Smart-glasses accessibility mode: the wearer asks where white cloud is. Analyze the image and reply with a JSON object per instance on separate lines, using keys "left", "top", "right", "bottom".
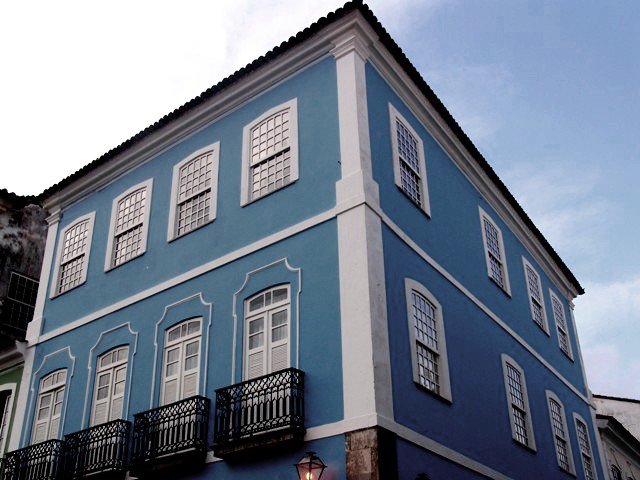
{"left": 501, "top": 161, "right": 613, "bottom": 273}
{"left": 574, "top": 276, "right": 640, "bottom": 398}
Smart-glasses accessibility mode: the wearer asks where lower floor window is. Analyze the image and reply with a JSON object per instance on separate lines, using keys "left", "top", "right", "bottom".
{"left": 33, "top": 370, "right": 66, "bottom": 444}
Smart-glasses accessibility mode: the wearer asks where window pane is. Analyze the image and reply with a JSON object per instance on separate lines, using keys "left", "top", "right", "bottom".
{"left": 168, "top": 327, "right": 181, "bottom": 342}
{"left": 98, "top": 373, "right": 111, "bottom": 388}
{"left": 96, "top": 386, "right": 109, "bottom": 401}
{"left": 272, "top": 310, "right": 287, "bottom": 327}
{"left": 167, "top": 348, "right": 180, "bottom": 363}
{"left": 187, "top": 320, "right": 201, "bottom": 335}
{"left": 416, "top": 342, "right": 439, "bottom": 393}
{"left": 249, "top": 318, "right": 264, "bottom": 335}
{"left": 185, "top": 356, "right": 198, "bottom": 371}
{"left": 249, "top": 294, "right": 264, "bottom": 311}
{"left": 272, "top": 287, "right": 288, "bottom": 303}
{"left": 411, "top": 292, "right": 438, "bottom": 351}
{"left": 272, "top": 325, "right": 288, "bottom": 342}
{"left": 249, "top": 332, "right": 264, "bottom": 349}
{"left": 185, "top": 341, "right": 199, "bottom": 356}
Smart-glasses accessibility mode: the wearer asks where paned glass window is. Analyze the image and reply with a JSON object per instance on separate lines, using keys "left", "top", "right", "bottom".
{"left": 0, "top": 390, "right": 12, "bottom": 451}
{"left": 575, "top": 417, "right": 596, "bottom": 480}
{"left": 161, "top": 319, "right": 201, "bottom": 405}
{"left": 57, "top": 218, "right": 92, "bottom": 294}
{"left": 405, "top": 279, "right": 451, "bottom": 401}
{"left": 389, "top": 104, "right": 430, "bottom": 214}
{"left": 241, "top": 99, "right": 298, "bottom": 205}
{"left": 91, "top": 346, "right": 129, "bottom": 426}
{"left": 244, "top": 286, "right": 290, "bottom": 380}
{"left": 5, "top": 272, "right": 38, "bottom": 329}
{"left": 32, "top": 370, "right": 66, "bottom": 444}
{"left": 479, "top": 208, "right": 510, "bottom": 294}
{"left": 551, "top": 292, "right": 572, "bottom": 357}
{"left": 501, "top": 356, "right": 535, "bottom": 450}
{"left": 168, "top": 145, "right": 221, "bottom": 240}
{"left": 249, "top": 109, "right": 292, "bottom": 201}
{"left": 113, "top": 188, "right": 146, "bottom": 266}
{"left": 524, "top": 260, "right": 547, "bottom": 332}
{"left": 411, "top": 291, "right": 440, "bottom": 393}
{"left": 547, "top": 394, "right": 573, "bottom": 473}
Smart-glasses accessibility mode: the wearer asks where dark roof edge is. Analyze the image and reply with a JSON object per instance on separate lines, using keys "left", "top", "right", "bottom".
{"left": 34, "top": 0, "right": 583, "bottom": 294}
{"left": 594, "top": 393, "right": 640, "bottom": 405}
{"left": 597, "top": 414, "right": 640, "bottom": 451}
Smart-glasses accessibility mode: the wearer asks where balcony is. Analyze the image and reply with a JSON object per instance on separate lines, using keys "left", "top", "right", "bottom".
{"left": 129, "top": 395, "right": 210, "bottom": 476}
{"left": 213, "top": 368, "right": 305, "bottom": 458}
{"left": 64, "top": 419, "right": 131, "bottom": 479}
{"left": 3, "top": 439, "right": 65, "bottom": 480}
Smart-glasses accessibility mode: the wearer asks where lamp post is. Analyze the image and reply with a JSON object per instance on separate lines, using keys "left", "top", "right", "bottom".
{"left": 294, "top": 451, "right": 327, "bottom": 480}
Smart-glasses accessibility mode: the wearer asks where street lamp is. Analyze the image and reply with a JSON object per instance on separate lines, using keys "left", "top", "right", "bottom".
{"left": 294, "top": 451, "right": 327, "bottom": 480}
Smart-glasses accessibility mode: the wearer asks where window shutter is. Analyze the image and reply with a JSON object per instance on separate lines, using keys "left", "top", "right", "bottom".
{"left": 248, "top": 351, "right": 264, "bottom": 379}
{"left": 110, "top": 397, "right": 123, "bottom": 422}
{"left": 33, "top": 422, "right": 47, "bottom": 444}
{"left": 163, "top": 378, "right": 178, "bottom": 405}
{"left": 183, "top": 372, "right": 197, "bottom": 398}
{"left": 271, "top": 344, "right": 288, "bottom": 372}
{"left": 49, "top": 416, "right": 60, "bottom": 440}
{"left": 93, "top": 402, "right": 108, "bottom": 425}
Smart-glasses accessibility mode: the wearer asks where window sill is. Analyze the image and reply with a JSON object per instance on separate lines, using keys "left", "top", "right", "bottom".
{"left": 167, "top": 218, "right": 215, "bottom": 243}
{"left": 104, "top": 251, "right": 146, "bottom": 273}
{"left": 241, "top": 179, "right": 297, "bottom": 207}
{"left": 512, "top": 438, "right": 537, "bottom": 454}
{"left": 414, "top": 381, "right": 452, "bottom": 405}
{"left": 489, "top": 276, "right": 512, "bottom": 298}
{"left": 396, "top": 185, "right": 431, "bottom": 218}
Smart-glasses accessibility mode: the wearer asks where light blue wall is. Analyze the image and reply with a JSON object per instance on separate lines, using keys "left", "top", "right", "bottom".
{"left": 26, "top": 222, "right": 343, "bottom": 443}
{"left": 365, "top": 61, "right": 585, "bottom": 392}
{"left": 42, "top": 56, "right": 341, "bottom": 334}
{"left": 381, "top": 227, "right": 603, "bottom": 479}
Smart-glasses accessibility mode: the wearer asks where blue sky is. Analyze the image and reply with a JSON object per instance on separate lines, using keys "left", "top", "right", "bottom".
{"left": 1, "top": 1, "right": 638, "bottom": 397}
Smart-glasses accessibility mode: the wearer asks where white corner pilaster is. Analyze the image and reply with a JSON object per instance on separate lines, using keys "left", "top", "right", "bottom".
{"left": 332, "top": 29, "right": 394, "bottom": 424}
{"left": 27, "top": 209, "right": 61, "bottom": 344}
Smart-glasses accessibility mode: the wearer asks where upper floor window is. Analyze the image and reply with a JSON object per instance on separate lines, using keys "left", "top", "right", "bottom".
{"left": 51, "top": 212, "right": 95, "bottom": 297}
{"left": 167, "top": 143, "right": 220, "bottom": 241}
{"left": 244, "top": 285, "right": 290, "bottom": 380}
{"left": 404, "top": 279, "right": 451, "bottom": 401}
{"left": 91, "top": 346, "right": 129, "bottom": 426}
{"left": 105, "top": 179, "right": 153, "bottom": 270}
{"left": 501, "top": 355, "right": 535, "bottom": 450}
{"left": 522, "top": 258, "right": 548, "bottom": 333}
{"left": 5, "top": 271, "right": 38, "bottom": 329}
{"left": 546, "top": 391, "right": 575, "bottom": 474}
{"left": 241, "top": 99, "right": 299, "bottom": 205}
{"left": 611, "top": 465, "right": 622, "bottom": 480}
{"left": 161, "top": 319, "right": 201, "bottom": 405}
{"left": 574, "top": 414, "right": 597, "bottom": 480}
{"left": 33, "top": 370, "right": 66, "bottom": 444}
{"left": 550, "top": 291, "right": 573, "bottom": 358}
{"left": 389, "top": 104, "right": 430, "bottom": 215}
{"left": 479, "top": 207, "right": 510, "bottom": 295}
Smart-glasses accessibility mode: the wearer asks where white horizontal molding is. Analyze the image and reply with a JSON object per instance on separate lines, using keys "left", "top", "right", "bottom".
{"left": 369, "top": 201, "right": 591, "bottom": 406}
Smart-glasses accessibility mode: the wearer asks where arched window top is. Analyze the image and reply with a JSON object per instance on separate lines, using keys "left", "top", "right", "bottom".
{"left": 246, "top": 285, "right": 289, "bottom": 314}
{"left": 98, "top": 346, "right": 129, "bottom": 370}
{"left": 166, "top": 318, "right": 201, "bottom": 345}
{"left": 40, "top": 370, "right": 67, "bottom": 392}
{"left": 51, "top": 212, "right": 95, "bottom": 297}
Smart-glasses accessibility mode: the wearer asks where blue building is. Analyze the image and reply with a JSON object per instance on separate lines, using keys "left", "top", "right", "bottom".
{"left": 2, "top": 2, "right": 606, "bottom": 479}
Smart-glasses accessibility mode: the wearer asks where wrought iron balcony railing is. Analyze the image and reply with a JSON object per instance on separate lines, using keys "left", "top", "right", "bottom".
{"left": 64, "top": 419, "right": 131, "bottom": 479}
{"left": 213, "top": 368, "right": 305, "bottom": 447}
{"left": 130, "top": 395, "right": 210, "bottom": 467}
{"left": 3, "top": 439, "right": 65, "bottom": 480}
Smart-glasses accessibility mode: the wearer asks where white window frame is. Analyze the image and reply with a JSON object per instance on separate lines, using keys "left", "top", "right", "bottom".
{"left": 546, "top": 390, "right": 575, "bottom": 474}
{"left": 160, "top": 318, "right": 202, "bottom": 406}
{"left": 0, "top": 384, "right": 16, "bottom": 454}
{"left": 167, "top": 142, "right": 221, "bottom": 241}
{"left": 404, "top": 279, "right": 451, "bottom": 402}
{"left": 91, "top": 346, "right": 129, "bottom": 426}
{"left": 32, "top": 370, "right": 67, "bottom": 444}
{"left": 500, "top": 354, "right": 536, "bottom": 450}
{"left": 479, "top": 207, "right": 511, "bottom": 295}
{"left": 105, "top": 179, "right": 153, "bottom": 271}
{"left": 389, "top": 103, "right": 431, "bottom": 215}
{"left": 240, "top": 98, "right": 299, "bottom": 206}
{"left": 522, "top": 257, "right": 549, "bottom": 334}
{"left": 50, "top": 212, "right": 96, "bottom": 297}
{"left": 573, "top": 412, "right": 598, "bottom": 480}
{"left": 550, "top": 290, "right": 574, "bottom": 359}
{"left": 243, "top": 285, "right": 291, "bottom": 381}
